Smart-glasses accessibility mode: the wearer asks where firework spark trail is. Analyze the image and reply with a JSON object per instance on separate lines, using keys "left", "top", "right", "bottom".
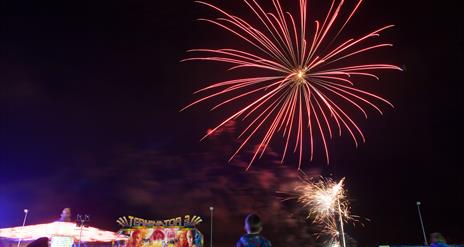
{"left": 295, "top": 176, "right": 351, "bottom": 246}
{"left": 183, "top": 0, "right": 401, "bottom": 169}
{"left": 296, "top": 177, "right": 349, "bottom": 222}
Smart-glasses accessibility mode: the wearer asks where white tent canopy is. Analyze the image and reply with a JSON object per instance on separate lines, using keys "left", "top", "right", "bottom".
{"left": 0, "top": 222, "right": 127, "bottom": 243}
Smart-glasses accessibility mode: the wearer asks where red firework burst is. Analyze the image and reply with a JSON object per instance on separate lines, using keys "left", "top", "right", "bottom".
{"left": 182, "top": 0, "right": 402, "bottom": 169}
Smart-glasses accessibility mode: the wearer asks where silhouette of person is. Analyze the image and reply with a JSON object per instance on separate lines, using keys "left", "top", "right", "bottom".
{"left": 430, "top": 232, "right": 449, "bottom": 247}
{"left": 236, "top": 214, "right": 271, "bottom": 247}
{"left": 57, "top": 208, "right": 72, "bottom": 222}
{"left": 26, "top": 237, "right": 49, "bottom": 247}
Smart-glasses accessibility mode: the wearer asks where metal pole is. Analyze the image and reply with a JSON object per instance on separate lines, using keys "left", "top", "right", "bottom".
{"left": 209, "top": 207, "right": 214, "bottom": 247}
{"left": 77, "top": 214, "right": 89, "bottom": 247}
{"left": 77, "top": 215, "right": 83, "bottom": 247}
{"left": 416, "top": 201, "right": 428, "bottom": 245}
{"left": 78, "top": 223, "right": 84, "bottom": 247}
{"left": 17, "top": 209, "right": 29, "bottom": 247}
{"left": 337, "top": 200, "right": 346, "bottom": 247}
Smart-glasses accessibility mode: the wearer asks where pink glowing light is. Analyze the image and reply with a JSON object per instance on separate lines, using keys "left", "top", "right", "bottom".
{"left": 0, "top": 222, "right": 127, "bottom": 242}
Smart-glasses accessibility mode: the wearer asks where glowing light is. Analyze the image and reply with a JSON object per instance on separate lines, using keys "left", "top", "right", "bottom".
{"left": 295, "top": 176, "right": 352, "bottom": 245}
{"left": 329, "top": 241, "right": 341, "bottom": 247}
{"left": 296, "top": 177, "right": 348, "bottom": 222}
{"left": 0, "top": 222, "right": 127, "bottom": 242}
{"left": 183, "top": 0, "right": 401, "bottom": 169}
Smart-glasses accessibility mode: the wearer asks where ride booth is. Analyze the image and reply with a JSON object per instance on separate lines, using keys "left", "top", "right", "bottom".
{"left": 0, "top": 215, "right": 203, "bottom": 247}
{"left": 117, "top": 215, "right": 204, "bottom": 247}
{"left": 0, "top": 222, "right": 127, "bottom": 247}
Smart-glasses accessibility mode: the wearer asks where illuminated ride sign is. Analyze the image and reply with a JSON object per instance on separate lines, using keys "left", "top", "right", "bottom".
{"left": 117, "top": 215, "right": 204, "bottom": 247}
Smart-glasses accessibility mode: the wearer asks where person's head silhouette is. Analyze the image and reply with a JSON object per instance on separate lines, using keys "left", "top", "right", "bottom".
{"left": 236, "top": 213, "right": 271, "bottom": 247}
{"left": 59, "top": 208, "right": 72, "bottom": 222}
{"left": 430, "top": 232, "right": 448, "bottom": 247}
{"left": 244, "top": 214, "right": 262, "bottom": 234}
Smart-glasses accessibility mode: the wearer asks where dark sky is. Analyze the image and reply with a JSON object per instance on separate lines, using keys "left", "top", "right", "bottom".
{"left": 1, "top": 0, "right": 463, "bottom": 246}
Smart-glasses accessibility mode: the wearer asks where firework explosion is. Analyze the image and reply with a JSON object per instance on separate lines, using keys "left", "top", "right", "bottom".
{"left": 295, "top": 176, "right": 351, "bottom": 246}
{"left": 296, "top": 177, "right": 348, "bottom": 221}
{"left": 183, "top": 0, "right": 401, "bottom": 168}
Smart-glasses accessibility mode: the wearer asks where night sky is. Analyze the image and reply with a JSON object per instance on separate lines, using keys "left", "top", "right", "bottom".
{"left": 1, "top": 0, "right": 463, "bottom": 246}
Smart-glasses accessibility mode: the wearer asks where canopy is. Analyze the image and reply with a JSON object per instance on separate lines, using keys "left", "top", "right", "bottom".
{"left": 0, "top": 222, "right": 127, "bottom": 242}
